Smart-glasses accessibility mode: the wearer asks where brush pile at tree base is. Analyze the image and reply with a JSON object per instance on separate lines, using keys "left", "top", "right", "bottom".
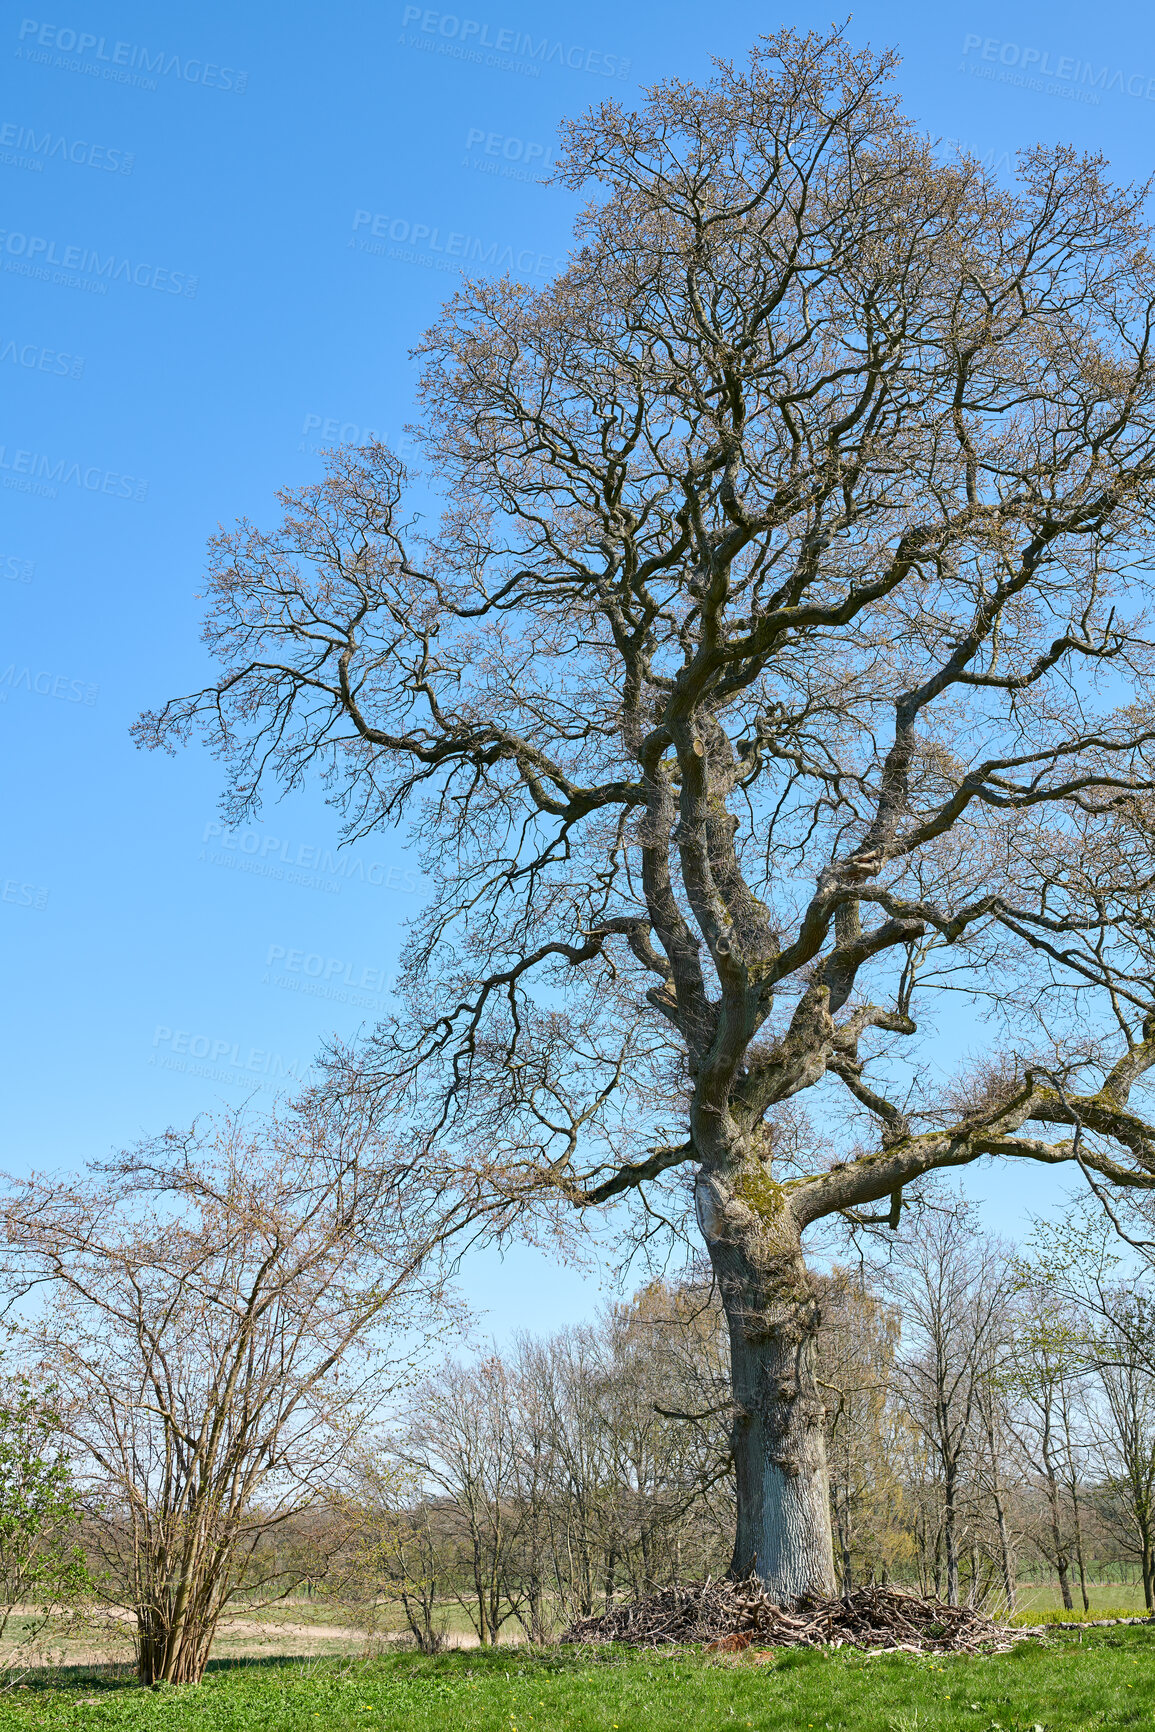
{"left": 563, "top": 1581, "right": 1007, "bottom": 1653}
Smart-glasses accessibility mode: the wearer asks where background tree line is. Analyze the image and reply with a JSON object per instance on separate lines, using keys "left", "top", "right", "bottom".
{"left": 4, "top": 1124, "right": 1155, "bottom": 1676}
{"left": 331, "top": 1200, "right": 1155, "bottom": 1648}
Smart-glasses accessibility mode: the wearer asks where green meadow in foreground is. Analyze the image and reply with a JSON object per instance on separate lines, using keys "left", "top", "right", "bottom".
{"left": 1, "top": 1628, "right": 1153, "bottom": 1732}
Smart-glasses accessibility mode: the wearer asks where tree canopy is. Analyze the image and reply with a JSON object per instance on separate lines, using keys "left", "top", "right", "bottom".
{"left": 143, "top": 30, "right": 1155, "bottom": 1224}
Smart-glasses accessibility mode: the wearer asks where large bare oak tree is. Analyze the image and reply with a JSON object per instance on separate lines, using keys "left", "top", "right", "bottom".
{"left": 140, "top": 31, "right": 1155, "bottom": 1597}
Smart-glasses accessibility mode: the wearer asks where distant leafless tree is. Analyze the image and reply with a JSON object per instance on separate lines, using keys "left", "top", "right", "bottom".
{"left": 1, "top": 1104, "right": 448, "bottom": 1684}
{"left": 880, "top": 1210, "right": 1013, "bottom": 1604}
{"left": 1024, "top": 1204, "right": 1155, "bottom": 1608}
{"left": 142, "top": 26, "right": 1155, "bottom": 1596}
{"left": 1090, "top": 1298, "right": 1155, "bottom": 1610}
{"left": 817, "top": 1272, "right": 911, "bottom": 1592}
{"left": 334, "top": 1457, "right": 450, "bottom": 1653}
{"left": 389, "top": 1283, "right": 733, "bottom": 1636}
{"left": 1004, "top": 1281, "right": 1093, "bottom": 1612}
{"left": 971, "top": 1334, "right": 1023, "bottom": 1614}
{"left": 401, "top": 1355, "right": 525, "bottom": 1645}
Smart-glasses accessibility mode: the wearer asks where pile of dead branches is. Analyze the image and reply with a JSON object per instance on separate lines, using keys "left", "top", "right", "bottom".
{"left": 563, "top": 1580, "right": 1006, "bottom": 1654}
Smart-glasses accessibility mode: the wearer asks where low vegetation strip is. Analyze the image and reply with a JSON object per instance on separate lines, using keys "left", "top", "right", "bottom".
{"left": 1016, "top": 1613, "right": 1155, "bottom": 1632}
{"left": 1, "top": 1630, "right": 1154, "bottom": 1731}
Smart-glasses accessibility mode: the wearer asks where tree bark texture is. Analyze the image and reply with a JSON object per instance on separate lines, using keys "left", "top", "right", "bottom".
{"left": 136, "top": 1611, "right": 216, "bottom": 1686}
{"left": 698, "top": 1164, "right": 836, "bottom": 1598}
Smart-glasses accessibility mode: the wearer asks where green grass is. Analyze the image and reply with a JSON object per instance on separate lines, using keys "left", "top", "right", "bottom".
{"left": 1010, "top": 1582, "right": 1151, "bottom": 1619}
{"left": 1004, "top": 1581, "right": 1152, "bottom": 1626}
{"left": 1009, "top": 1606, "right": 1150, "bottom": 1627}
{"left": 1, "top": 1628, "right": 1154, "bottom": 1731}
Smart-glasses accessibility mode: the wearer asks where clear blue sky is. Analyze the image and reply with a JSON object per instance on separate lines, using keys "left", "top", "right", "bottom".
{"left": 3, "top": 0, "right": 1153, "bottom": 1339}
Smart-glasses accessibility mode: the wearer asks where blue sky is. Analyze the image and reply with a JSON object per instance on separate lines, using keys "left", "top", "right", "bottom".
{"left": 3, "top": 0, "right": 1154, "bottom": 1340}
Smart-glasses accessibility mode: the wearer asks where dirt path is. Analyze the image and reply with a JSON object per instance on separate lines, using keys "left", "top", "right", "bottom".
{"left": 0, "top": 1603, "right": 501, "bottom": 1669}
{"left": 1, "top": 1609, "right": 374, "bottom": 1669}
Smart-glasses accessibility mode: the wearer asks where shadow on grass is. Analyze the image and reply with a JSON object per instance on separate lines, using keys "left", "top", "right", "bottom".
{"left": 7, "top": 1642, "right": 604, "bottom": 1698}
{"left": 8, "top": 1652, "right": 360, "bottom": 1695}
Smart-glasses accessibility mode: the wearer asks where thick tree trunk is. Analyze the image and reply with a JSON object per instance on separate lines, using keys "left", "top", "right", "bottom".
{"left": 698, "top": 1163, "right": 835, "bottom": 1600}
{"left": 726, "top": 1322, "right": 836, "bottom": 1595}
{"left": 136, "top": 1612, "right": 215, "bottom": 1685}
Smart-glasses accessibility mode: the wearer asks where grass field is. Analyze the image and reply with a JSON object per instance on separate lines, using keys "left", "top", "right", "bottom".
{"left": 1, "top": 1627, "right": 1154, "bottom": 1731}
{"left": 1010, "top": 1582, "right": 1151, "bottom": 1622}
